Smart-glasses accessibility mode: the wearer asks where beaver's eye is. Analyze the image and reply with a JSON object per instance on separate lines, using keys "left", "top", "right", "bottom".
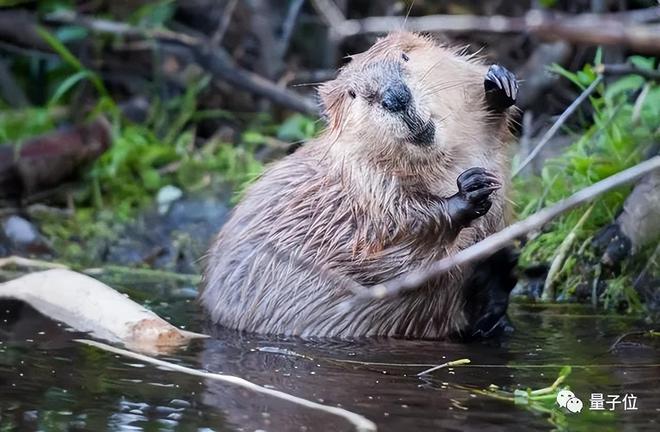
{"left": 348, "top": 89, "right": 356, "bottom": 98}
{"left": 401, "top": 53, "right": 410, "bottom": 62}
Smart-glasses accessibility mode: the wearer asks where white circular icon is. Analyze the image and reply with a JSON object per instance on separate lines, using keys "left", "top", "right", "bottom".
{"left": 566, "top": 397, "right": 584, "bottom": 413}
{"left": 556, "top": 389, "right": 575, "bottom": 408}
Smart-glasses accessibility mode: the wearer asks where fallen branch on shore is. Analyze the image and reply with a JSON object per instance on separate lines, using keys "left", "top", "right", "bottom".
{"left": 312, "top": 2, "right": 660, "bottom": 54}
{"left": 349, "top": 156, "right": 660, "bottom": 301}
{"left": 77, "top": 339, "right": 377, "bottom": 432}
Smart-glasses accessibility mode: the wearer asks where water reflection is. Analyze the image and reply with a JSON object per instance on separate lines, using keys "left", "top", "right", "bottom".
{"left": 1, "top": 299, "right": 658, "bottom": 432}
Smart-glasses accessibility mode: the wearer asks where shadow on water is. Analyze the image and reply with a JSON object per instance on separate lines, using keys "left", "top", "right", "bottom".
{"left": 1, "top": 284, "right": 658, "bottom": 432}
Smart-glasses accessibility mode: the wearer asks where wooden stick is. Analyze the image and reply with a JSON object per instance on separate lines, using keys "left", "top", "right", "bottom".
{"left": 210, "top": 0, "right": 239, "bottom": 47}
{"left": 77, "top": 339, "right": 377, "bottom": 432}
{"left": 28, "top": 11, "right": 320, "bottom": 116}
{"left": 541, "top": 204, "right": 593, "bottom": 301}
{"left": 417, "top": 358, "right": 471, "bottom": 376}
{"left": 512, "top": 76, "right": 603, "bottom": 178}
{"left": 596, "top": 63, "right": 660, "bottom": 81}
{"left": 350, "top": 156, "right": 660, "bottom": 301}
{"left": 0, "top": 255, "right": 69, "bottom": 270}
{"left": 315, "top": 6, "right": 660, "bottom": 54}
{"left": 515, "top": 63, "right": 660, "bottom": 177}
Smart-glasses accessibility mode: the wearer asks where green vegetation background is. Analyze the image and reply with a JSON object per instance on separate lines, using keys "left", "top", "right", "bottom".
{"left": 1, "top": 5, "right": 658, "bottom": 313}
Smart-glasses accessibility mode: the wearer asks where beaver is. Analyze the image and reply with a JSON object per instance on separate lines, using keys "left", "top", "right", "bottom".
{"left": 201, "top": 32, "right": 519, "bottom": 339}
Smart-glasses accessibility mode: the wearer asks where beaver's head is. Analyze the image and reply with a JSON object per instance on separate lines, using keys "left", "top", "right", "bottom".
{"left": 318, "top": 32, "right": 504, "bottom": 165}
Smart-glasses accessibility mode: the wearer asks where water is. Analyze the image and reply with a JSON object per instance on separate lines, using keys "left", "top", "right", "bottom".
{"left": 1, "top": 292, "right": 658, "bottom": 431}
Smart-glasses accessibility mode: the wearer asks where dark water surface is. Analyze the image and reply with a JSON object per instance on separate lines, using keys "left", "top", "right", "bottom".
{"left": 1, "top": 287, "right": 658, "bottom": 431}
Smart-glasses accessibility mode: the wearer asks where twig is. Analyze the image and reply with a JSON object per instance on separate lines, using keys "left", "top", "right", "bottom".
{"left": 278, "top": 0, "right": 306, "bottom": 58}
{"left": 311, "top": 0, "right": 348, "bottom": 32}
{"left": 0, "top": 255, "right": 68, "bottom": 270}
{"left": 313, "top": 6, "right": 660, "bottom": 54}
{"left": 37, "top": 11, "right": 319, "bottom": 115}
{"left": 633, "top": 244, "right": 659, "bottom": 289}
{"left": 596, "top": 63, "right": 660, "bottom": 81}
{"left": 417, "top": 358, "right": 471, "bottom": 376}
{"left": 83, "top": 265, "right": 200, "bottom": 285}
{"left": 329, "top": 359, "right": 660, "bottom": 368}
{"left": 512, "top": 75, "right": 603, "bottom": 178}
{"left": 608, "top": 330, "right": 659, "bottom": 352}
{"left": 541, "top": 204, "right": 594, "bottom": 301}
{"left": 0, "top": 58, "right": 28, "bottom": 107}
{"left": 45, "top": 10, "right": 200, "bottom": 45}
{"left": 528, "top": 372, "right": 568, "bottom": 396}
{"left": 0, "top": 255, "right": 200, "bottom": 284}
{"left": 349, "top": 156, "right": 660, "bottom": 301}
{"left": 77, "top": 339, "right": 377, "bottom": 432}
{"left": 210, "top": 0, "right": 239, "bottom": 47}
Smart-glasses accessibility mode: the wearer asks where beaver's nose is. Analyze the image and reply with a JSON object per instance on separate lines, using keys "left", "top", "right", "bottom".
{"left": 381, "top": 82, "right": 412, "bottom": 112}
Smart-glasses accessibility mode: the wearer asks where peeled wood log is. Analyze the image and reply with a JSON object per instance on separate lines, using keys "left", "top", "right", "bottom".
{"left": 0, "top": 269, "right": 206, "bottom": 353}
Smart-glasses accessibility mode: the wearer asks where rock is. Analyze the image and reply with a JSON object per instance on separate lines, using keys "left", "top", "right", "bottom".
{"left": 105, "top": 193, "right": 230, "bottom": 273}
{"left": 1, "top": 215, "right": 50, "bottom": 255}
{"left": 157, "top": 185, "right": 183, "bottom": 215}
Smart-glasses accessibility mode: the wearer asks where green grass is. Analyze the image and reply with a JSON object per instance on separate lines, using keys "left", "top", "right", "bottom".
{"left": 1, "top": 24, "right": 656, "bottom": 305}
{"left": 0, "top": 26, "right": 318, "bottom": 266}
{"left": 514, "top": 54, "right": 659, "bottom": 310}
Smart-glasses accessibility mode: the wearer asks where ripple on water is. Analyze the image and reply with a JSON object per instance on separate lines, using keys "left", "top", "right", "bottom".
{"left": 1, "top": 299, "right": 658, "bottom": 432}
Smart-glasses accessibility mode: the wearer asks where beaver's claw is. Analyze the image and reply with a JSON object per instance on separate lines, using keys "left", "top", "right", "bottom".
{"left": 447, "top": 167, "right": 501, "bottom": 225}
{"left": 484, "top": 64, "right": 518, "bottom": 112}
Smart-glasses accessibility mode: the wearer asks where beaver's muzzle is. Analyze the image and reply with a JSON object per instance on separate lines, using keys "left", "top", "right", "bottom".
{"left": 381, "top": 80, "right": 412, "bottom": 113}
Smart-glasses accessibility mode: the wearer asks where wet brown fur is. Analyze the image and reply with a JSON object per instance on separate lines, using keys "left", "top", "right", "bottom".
{"left": 201, "top": 32, "right": 515, "bottom": 338}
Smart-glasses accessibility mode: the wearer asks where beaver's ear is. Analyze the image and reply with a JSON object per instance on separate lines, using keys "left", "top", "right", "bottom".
{"left": 317, "top": 80, "right": 348, "bottom": 130}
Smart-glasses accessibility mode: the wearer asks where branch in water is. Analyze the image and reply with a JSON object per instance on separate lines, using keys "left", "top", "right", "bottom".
{"left": 348, "top": 156, "right": 660, "bottom": 302}
{"left": 77, "top": 339, "right": 377, "bottom": 432}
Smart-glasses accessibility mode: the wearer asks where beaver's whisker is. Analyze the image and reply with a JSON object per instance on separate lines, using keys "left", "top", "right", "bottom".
{"left": 426, "top": 83, "right": 467, "bottom": 96}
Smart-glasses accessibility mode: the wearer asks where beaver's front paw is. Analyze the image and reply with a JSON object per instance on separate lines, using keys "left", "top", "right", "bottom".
{"left": 484, "top": 64, "right": 518, "bottom": 112}
{"left": 448, "top": 167, "right": 501, "bottom": 225}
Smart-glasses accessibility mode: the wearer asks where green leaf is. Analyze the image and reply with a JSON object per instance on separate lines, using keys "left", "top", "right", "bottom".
{"left": 36, "top": 26, "right": 111, "bottom": 101}
{"left": 549, "top": 63, "right": 582, "bottom": 88}
{"left": 55, "top": 25, "right": 88, "bottom": 43}
{"left": 593, "top": 47, "right": 603, "bottom": 66}
{"left": 603, "top": 74, "right": 643, "bottom": 101}
{"left": 629, "top": 56, "right": 655, "bottom": 70}
{"left": 130, "top": 0, "right": 175, "bottom": 27}
{"left": 141, "top": 169, "right": 162, "bottom": 191}
{"left": 48, "top": 70, "right": 91, "bottom": 106}
{"left": 277, "top": 114, "right": 317, "bottom": 141}
{"left": 36, "top": 26, "right": 84, "bottom": 71}
{"left": 242, "top": 130, "right": 265, "bottom": 146}
{"left": 538, "top": 0, "right": 557, "bottom": 7}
